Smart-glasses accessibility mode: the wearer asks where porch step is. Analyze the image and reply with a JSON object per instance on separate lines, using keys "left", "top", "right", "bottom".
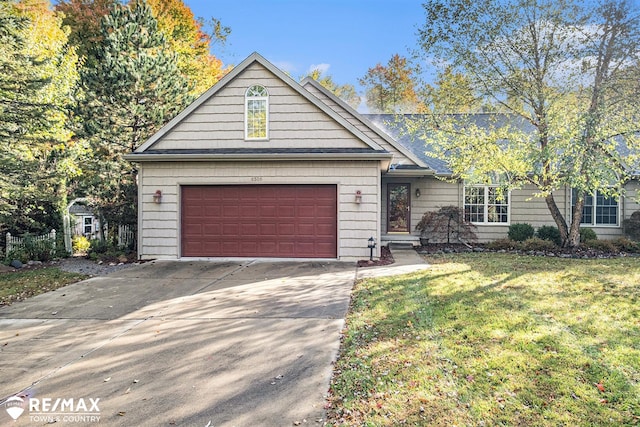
{"left": 381, "top": 234, "right": 420, "bottom": 248}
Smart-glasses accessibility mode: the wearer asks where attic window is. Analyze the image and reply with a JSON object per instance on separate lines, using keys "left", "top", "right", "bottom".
{"left": 245, "top": 84, "right": 269, "bottom": 140}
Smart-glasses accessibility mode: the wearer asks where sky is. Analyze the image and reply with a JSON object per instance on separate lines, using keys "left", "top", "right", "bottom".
{"left": 183, "top": 0, "right": 426, "bottom": 95}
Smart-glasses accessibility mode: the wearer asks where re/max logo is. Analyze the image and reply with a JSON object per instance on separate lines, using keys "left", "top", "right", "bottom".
{"left": 28, "top": 398, "right": 100, "bottom": 413}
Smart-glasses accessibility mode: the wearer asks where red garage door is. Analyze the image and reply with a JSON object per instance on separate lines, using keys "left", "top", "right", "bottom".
{"left": 181, "top": 185, "right": 337, "bottom": 258}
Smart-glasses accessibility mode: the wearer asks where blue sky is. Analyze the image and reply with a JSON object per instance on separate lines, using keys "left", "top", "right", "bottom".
{"left": 184, "top": 0, "right": 426, "bottom": 93}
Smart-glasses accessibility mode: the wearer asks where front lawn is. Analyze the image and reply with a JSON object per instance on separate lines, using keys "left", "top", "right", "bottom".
{"left": 326, "top": 253, "right": 640, "bottom": 426}
{"left": 0, "top": 268, "right": 88, "bottom": 306}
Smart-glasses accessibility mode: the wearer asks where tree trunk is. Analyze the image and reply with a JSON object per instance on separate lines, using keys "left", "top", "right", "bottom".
{"left": 544, "top": 193, "right": 570, "bottom": 247}
{"left": 568, "top": 194, "right": 586, "bottom": 248}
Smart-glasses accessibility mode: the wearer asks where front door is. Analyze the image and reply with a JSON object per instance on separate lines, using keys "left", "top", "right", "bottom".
{"left": 387, "top": 183, "right": 410, "bottom": 233}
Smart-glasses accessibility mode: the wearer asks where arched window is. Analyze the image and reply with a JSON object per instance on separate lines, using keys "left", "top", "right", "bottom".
{"left": 245, "top": 85, "right": 268, "bottom": 140}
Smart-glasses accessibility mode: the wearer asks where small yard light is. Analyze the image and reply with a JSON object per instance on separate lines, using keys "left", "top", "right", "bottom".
{"left": 153, "top": 190, "right": 162, "bottom": 204}
{"left": 367, "top": 236, "right": 377, "bottom": 261}
{"left": 355, "top": 190, "right": 362, "bottom": 204}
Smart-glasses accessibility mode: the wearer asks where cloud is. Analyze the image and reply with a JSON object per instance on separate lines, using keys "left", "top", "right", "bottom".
{"left": 272, "top": 61, "right": 297, "bottom": 76}
{"left": 307, "top": 63, "right": 331, "bottom": 75}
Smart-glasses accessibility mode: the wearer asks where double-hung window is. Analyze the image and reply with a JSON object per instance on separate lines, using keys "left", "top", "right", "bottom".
{"left": 572, "top": 189, "right": 619, "bottom": 226}
{"left": 245, "top": 84, "right": 268, "bottom": 140}
{"left": 464, "top": 185, "right": 509, "bottom": 224}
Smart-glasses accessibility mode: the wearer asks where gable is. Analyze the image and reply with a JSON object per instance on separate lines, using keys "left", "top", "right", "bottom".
{"left": 142, "top": 57, "right": 384, "bottom": 153}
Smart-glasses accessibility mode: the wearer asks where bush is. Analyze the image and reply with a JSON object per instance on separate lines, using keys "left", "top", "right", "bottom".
{"left": 415, "top": 205, "right": 477, "bottom": 244}
{"left": 521, "top": 237, "right": 557, "bottom": 252}
{"left": 508, "top": 223, "right": 534, "bottom": 242}
{"left": 485, "top": 238, "right": 520, "bottom": 251}
{"left": 536, "top": 225, "right": 562, "bottom": 246}
{"left": 623, "top": 210, "right": 640, "bottom": 241}
{"left": 584, "top": 239, "right": 616, "bottom": 252}
{"left": 88, "top": 238, "right": 109, "bottom": 255}
{"left": 579, "top": 228, "right": 597, "bottom": 243}
{"left": 610, "top": 237, "right": 639, "bottom": 253}
{"left": 72, "top": 236, "right": 91, "bottom": 254}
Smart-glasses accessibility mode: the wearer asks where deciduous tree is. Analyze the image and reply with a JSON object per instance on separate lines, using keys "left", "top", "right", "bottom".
{"left": 304, "top": 68, "right": 361, "bottom": 109}
{"left": 415, "top": 0, "right": 640, "bottom": 247}
{"left": 359, "top": 54, "right": 420, "bottom": 113}
{"left": 0, "top": 0, "right": 79, "bottom": 234}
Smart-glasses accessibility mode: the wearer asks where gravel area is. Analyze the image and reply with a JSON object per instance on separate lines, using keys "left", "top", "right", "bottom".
{"left": 54, "top": 257, "right": 139, "bottom": 276}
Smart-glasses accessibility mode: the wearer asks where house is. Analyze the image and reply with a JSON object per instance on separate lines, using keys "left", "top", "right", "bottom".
{"left": 69, "top": 203, "right": 102, "bottom": 240}
{"left": 126, "top": 52, "right": 640, "bottom": 261}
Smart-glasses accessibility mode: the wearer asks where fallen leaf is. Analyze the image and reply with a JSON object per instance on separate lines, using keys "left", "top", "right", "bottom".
{"left": 124, "top": 387, "right": 131, "bottom": 394}
{"left": 595, "top": 382, "right": 605, "bottom": 392}
{"left": 117, "top": 411, "right": 126, "bottom": 416}
{"left": 104, "top": 377, "right": 111, "bottom": 382}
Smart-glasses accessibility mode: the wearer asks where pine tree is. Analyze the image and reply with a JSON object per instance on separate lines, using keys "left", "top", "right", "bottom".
{"left": 79, "top": 0, "right": 192, "bottom": 238}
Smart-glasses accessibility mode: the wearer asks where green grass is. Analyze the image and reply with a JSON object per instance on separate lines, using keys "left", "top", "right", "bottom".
{"left": 0, "top": 268, "right": 88, "bottom": 306}
{"left": 327, "top": 253, "right": 640, "bottom": 426}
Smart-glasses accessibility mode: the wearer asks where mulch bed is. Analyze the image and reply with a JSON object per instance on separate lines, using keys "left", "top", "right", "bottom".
{"left": 417, "top": 243, "right": 640, "bottom": 259}
{"left": 357, "top": 245, "right": 395, "bottom": 267}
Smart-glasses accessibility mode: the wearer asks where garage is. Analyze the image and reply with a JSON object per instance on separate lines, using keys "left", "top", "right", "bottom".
{"left": 181, "top": 185, "right": 337, "bottom": 258}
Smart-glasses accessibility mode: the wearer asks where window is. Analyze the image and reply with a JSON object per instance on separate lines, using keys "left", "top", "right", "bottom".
{"left": 83, "top": 216, "right": 93, "bottom": 235}
{"left": 572, "top": 189, "right": 619, "bottom": 226}
{"left": 245, "top": 84, "right": 268, "bottom": 140}
{"left": 464, "top": 185, "right": 509, "bottom": 224}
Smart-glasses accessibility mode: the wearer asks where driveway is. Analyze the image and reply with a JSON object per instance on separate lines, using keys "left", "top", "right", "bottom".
{"left": 0, "top": 260, "right": 356, "bottom": 426}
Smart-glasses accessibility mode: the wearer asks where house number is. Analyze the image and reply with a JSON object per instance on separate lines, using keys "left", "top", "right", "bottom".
{"left": 251, "top": 176, "right": 263, "bottom": 181}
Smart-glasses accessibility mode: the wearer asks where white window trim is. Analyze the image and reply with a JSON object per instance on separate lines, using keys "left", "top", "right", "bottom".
{"left": 83, "top": 216, "right": 94, "bottom": 235}
{"left": 463, "top": 185, "right": 511, "bottom": 225}
{"left": 244, "top": 84, "right": 269, "bottom": 141}
{"left": 573, "top": 190, "right": 621, "bottom": 228}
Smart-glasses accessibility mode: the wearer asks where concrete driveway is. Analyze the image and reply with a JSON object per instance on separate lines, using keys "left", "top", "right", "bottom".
{"left": 0, "top": 260, "right": 357, "bottom": 426}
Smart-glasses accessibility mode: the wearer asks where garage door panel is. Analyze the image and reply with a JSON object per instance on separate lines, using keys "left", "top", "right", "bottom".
{"left": 181, "top": 185, "right": 337, "bottom": 258}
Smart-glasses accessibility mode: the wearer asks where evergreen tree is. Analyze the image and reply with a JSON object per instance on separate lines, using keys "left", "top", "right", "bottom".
{"left": 0, "top": 0, "right": 79, "bottom": 234}
{"left": 79, "top": 0, "right": 192, "bottom": 239}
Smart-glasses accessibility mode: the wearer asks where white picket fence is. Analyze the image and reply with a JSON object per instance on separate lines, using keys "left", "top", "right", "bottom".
{"left": 6, "top": 229, "right": 56, "bottom": 254}
{"left": 117, "top": 224, "right": 135, "bottom": 248}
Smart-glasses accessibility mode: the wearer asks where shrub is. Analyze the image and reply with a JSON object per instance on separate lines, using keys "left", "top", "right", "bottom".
{"left": 415, "top": 205, "right": 477, "bottom": 244}
{"left": 610, "top": 237, "right": 639, "bottom": 253}
{"left": 521, "top": 237, "right": 557, "bottom": 252}
{"left": 72, "top": 236, "right": 91, "bottom": 254}
{"left": 88, "top": 238, "right": 109, "bottom": 255}
{"left": 508, "top": 223, "right": 534, "bottom": 242}
{"left": 485, "top": 238, "right": 520, "bottom": 251}
{"left": 584, "top": 239, "right": 616, "bottom": 252}
{"left": 536, "top": 225, "right": 562, "bottom": 246}
{"left": 623, "top": 210, "right": 640, "bottom": 241}
{"left": 579, "top": 228, "right": 597, "bottom": 243}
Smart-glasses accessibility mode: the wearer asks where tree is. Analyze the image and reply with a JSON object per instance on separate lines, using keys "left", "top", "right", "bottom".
{"left": 422, "top": 66, "right": 482, "bottom": 113}
{"left": 144, "top": 0, "right": 229, "bottom": 96}
{"left": 79, "top": 0, "right": 192, "bottom": 239}
{"left": 359, "top": 54, "right": 420, "bottom": 113}
{"left": 304, "top": 68, "right": 361, "bottom": 109}
{"left": 0, "top": 0, "right": 79, "bottom": 234}
{"left": 55, "top": 0, "right": 118, "bottom": 66}
{"left": 416, "top": 0, "right": 640, "bottom": 247}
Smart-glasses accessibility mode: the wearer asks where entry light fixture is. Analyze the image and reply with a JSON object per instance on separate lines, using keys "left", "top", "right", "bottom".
{"left": 355, "top": 190, "right": 362, "bottom": 204}
{"left": 415, "top": 188, "right": 421, "bottom": 198}
{"left": 153, "top": 190, "right": 162, "bottom": 204}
